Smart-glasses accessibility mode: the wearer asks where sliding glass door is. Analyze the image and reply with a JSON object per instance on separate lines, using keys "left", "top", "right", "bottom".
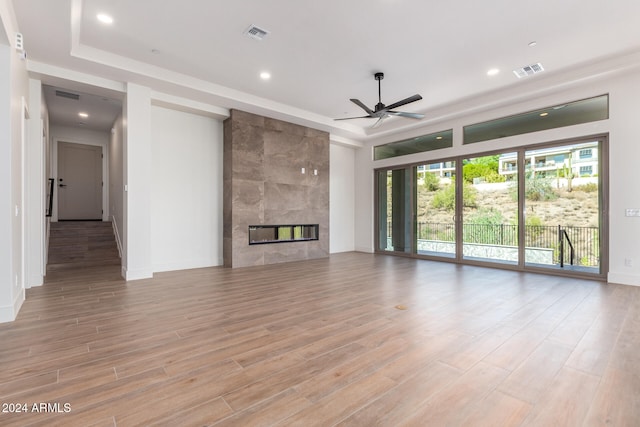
{"left": 415, "top": 161, "right": 456, "bottom": 258}
{"left": 523, "top": 141, "right": 602, "bottom": 273}
{"left": 377, "top": 169, "right": 411, "bottom": 254}
{"left": 375, "top": 137, "right": 606, "bottom": 278}
{"left": 461, "top": 154, "right": 518, "bottom": 265}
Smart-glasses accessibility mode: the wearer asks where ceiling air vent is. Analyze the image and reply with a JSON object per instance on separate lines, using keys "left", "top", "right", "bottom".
{"left": 55, "top": 90, "right": 80, "bottom": 100}
{"left": 244, "top": 24, "right": 269, "bottom": 41}
{"left": 513, "top": 62, "right": 544, "bottom": 79}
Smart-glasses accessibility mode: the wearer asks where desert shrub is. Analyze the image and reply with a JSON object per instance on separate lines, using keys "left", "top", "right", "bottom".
{"left": 422, "top": 172, "right": 440, "bottom": 191}
{"left": 525, "top": 174, "right": 557, "bottom": 201}
{"left": 525, "top": 215, "right": 543, "bottom": 227}
{"left": 524, "top": 215, "right": 545, "bottom": 242}
{"left": 432, "top": 180, "right": 477, "bottom": 211}
{"left": 464, "top": 208, "right": 514, "bottom": 245}
{"left": 574, "top": 182, "right": 598, "bottom": 193}
{"left": 467, "top": 208, "right": 505, "bottom": 225}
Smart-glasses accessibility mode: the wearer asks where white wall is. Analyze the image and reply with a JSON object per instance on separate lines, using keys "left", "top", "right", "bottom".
{"left": 354, "top": 68, "right": 640, "bottom": 286}
{"left": 0, "top": 0, "right": 29, "bottom": 322}
{"left": 109, "top": 114, "right": 124, "bottom": 259}
{"left": 25, "top": 78, "right": 46, "bottom": 288}
{"left": 329, "top": 143, "right": 355, "bottom": 253}
{"left": 150, "top": 105, "right": 223, "bottom": 271}
{"left": 50, "top": 125, "right": 110, "bottom": 221}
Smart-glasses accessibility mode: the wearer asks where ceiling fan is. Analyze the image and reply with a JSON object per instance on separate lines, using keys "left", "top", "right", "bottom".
{"left": 335, "top": 72, "right": 424, "bottom": 128}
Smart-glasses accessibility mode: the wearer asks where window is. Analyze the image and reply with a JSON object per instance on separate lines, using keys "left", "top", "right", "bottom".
{"left": 374, "top": 129, "right": 453, "bottom": 160}
{"left": 579, "top": 149, "right": 592, "bottom": 159}
{"left": 463, "top": 95, "right": 609, "bottom": 144}
{"left": 580, "top": 165, "right": 593, "bottom": 176}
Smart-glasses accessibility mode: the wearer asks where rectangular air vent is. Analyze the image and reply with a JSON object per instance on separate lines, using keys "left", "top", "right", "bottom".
{"left": 55, "top": 90, "right": 80, "bottom": 100}
{"left": 513, "top": 62, "right": 544, "bottom": 79}
{"left": 244, "top": 24, "right": 269, "bottom": 41}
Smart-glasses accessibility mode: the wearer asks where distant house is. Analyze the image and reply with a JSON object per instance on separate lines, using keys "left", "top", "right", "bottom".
{"left": 417, "top": 161, "right": 456, "bottom": 179}
{"left": 498, "top": 141, "right": 599, "bottom": 179}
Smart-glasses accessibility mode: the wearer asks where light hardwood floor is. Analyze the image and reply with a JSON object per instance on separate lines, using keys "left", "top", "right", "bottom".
{"left": 1, "top": 253, "right": 638, "bottom": 426}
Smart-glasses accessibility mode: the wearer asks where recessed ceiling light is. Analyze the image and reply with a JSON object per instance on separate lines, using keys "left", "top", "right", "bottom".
{"left": 528, "top": 41, "right": 537, "bottom": 47}
{"left": 97, "top": 13, "right": 113, "bottom": 24}
{"left": 78, "top": 112, "right": 89, "bottom": 118}
{"left": 436, "top": 136, "right": 443, "bottom": 140}
{"left": 260, "top": 71, "right": 271, "bottom": 80}
{"left": 539, "top": 112, "right": 549, "bottom": 117}
{"left": 487, "top": 68, "right": 500, "bottom": 76}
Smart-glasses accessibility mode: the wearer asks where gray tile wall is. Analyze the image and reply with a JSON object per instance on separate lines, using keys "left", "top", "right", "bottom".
{"left": 223, "top": 110, "right": 330, "bottom": 268}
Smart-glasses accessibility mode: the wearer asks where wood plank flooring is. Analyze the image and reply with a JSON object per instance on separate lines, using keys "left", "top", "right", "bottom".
{"left": 1, "top": 252, "right": 639, "bottom": 426}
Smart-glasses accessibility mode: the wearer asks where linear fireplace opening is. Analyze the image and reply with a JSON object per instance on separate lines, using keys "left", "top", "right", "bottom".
{"left": 249, "top": 224, "right": 319, "bottom": 245}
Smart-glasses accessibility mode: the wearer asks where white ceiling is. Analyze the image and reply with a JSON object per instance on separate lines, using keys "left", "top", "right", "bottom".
{"left": 12, "top": 0, "right": 640, "bottom": 141}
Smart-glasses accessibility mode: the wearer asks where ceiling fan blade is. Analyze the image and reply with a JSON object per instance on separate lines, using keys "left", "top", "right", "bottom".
{"left": 350, "top": 99, "right": 374, "bottom": 115}
{"left": 371, "top": 116, "right": 387, "bottom": 129}
{"left": 334, "top": 116, "right": 371, "bottom": 121}
{"left": 387, "top": 111, "right": 425, "bottom": 119}
{"left": 383, "top": 94, "right": 423, "bottom": 111}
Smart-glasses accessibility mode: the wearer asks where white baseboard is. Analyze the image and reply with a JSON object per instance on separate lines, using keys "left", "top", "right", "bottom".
{"left": 152, "top": 258, "right": 222, "bottom": 273}
{"left": 355, "top": 245, "right": 374, "bottom": 253}
{"left": 0, "top": 289, "right": 25, "bottom": 323}
{"left": 124, "top": 268, "right": 154, "bottom": 281}
{"left": 28, "top": 273, "right": 43, "bottom": 288}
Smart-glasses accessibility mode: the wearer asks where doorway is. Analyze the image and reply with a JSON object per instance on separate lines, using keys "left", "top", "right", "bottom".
{"left": 57, "top": 142, "right": 103, "bottom": 220}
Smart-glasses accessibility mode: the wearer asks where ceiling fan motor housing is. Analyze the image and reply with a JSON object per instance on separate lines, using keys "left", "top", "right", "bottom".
{"left": 374, "top": 72, "right": 385, "bottom": 110}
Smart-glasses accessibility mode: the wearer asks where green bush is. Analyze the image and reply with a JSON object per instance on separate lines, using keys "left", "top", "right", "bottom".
{"left": 467, "top": 208, "right": 505, "bottom": 225}
{"left": 525, "top": 215, "right": 543, "bottom": 227}
{"left": 462, "top": 163, "right": 505, "bottom": 184}
{"left": 422, "top": 172, "right": 440, "bottom": 191}
{"left": 432, "top": 180, "right": 477, "bottom": 211}
{"left": 525, "top": 174, "right": 557, "bottom": 201}
{"left": 524, "top": 215, "right": 544, "bottom": 242}
{"left": 463, "top": 208, "right": 514, "bottom": 245}
{"left": 462, "top": 156, "right": 505, "bottom": 184}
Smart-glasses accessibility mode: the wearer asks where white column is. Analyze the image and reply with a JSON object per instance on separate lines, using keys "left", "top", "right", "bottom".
{"left": 26, "top": 78, "right": 44, "bottom": 288}
{"left": 123, "top": 83, "right": 153, "bottom": 280}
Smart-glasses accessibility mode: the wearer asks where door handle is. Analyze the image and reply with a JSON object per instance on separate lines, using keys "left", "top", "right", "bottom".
{"left": 59, "top": 184, "right": 67, "bottom": 187}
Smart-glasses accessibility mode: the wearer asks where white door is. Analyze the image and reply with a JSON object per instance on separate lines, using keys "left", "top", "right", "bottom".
{"left": 57, "top": 142, "right": 102, "bottom": 220}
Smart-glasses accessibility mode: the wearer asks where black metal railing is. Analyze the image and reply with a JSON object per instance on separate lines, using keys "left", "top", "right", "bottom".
{"left": 558, "top": 225, "right": 575, "bottom": 267}
{"left": 387, "top": 221, "right": 599, "bottom": 267}
{"left": 46, "top": 178, "right": 54, "bottom": 217}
